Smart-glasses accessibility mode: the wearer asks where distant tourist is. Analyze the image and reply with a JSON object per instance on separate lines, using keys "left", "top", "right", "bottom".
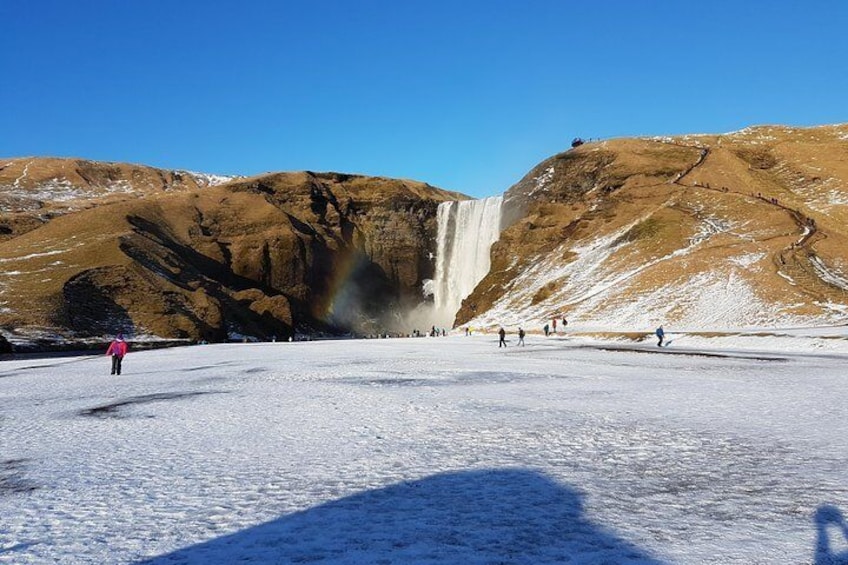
{"left": 106, "top": 333, "right": 129, "bottom": 375}
{"left": 518, "top": 327, "right": 526, "bottom": 346}
{"left": 543, "top": 323, "right": 550, "bottom": 337}
{"left": 552, "top": 318, "right": 557, "bottom": 333}
{"left": 655, "top": 325, "right": 665, "bottom": 347}
{"left": 498, "top": 327, "right": 507, "bottom": 348}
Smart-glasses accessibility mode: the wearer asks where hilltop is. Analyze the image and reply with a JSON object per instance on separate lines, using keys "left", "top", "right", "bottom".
{"left": 458, "top": 124, "right": 848, "bottom": 331}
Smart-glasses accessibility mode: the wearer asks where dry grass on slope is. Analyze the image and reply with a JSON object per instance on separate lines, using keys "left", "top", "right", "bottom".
{"left": 0, "top": 202, "right": 135, "bottom": 326}
{"left": 459, "top": 126, "right": 848, "bottom": 331}
{"left": 0, "top": 157, "right": 235, "bottom": 242}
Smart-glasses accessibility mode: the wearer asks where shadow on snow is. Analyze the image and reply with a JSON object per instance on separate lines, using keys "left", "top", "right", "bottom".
{"left": 136, "top": 469, "right": 666, "bottom": 564}
{"left": 815, "top": 505, "right": 848, "bottom": 565}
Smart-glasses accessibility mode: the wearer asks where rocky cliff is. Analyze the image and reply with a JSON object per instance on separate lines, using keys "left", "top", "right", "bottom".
{"left": 0, "top": 158, "right": 463, "bottom": 348}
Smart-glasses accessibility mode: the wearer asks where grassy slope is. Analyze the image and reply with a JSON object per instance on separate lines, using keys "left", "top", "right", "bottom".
{"left": 458, "top": 125, "right": 848, "bottom": 331}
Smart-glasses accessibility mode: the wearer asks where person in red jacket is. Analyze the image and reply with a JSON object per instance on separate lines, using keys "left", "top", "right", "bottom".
{"left": 106, "top": 333, "right": 129, "bottom": 375}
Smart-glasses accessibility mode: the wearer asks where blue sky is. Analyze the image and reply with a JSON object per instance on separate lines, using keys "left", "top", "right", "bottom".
{"left": 2, "top": 1, "right": 846, "bottom": 198}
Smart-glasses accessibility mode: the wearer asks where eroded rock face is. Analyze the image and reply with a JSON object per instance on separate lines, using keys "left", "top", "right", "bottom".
{"left": 0, "top": 159, "right": 464, "bottom": 344}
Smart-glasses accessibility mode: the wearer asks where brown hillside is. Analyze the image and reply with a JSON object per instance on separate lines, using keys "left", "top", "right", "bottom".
{"left": 0, "top": 157, "right": 235, "bottom": 241}
{"left": 458, "top": 124, "right": 848, "bottom": 330}
{"left": 0, "top": 162, "right": 463, "bottom": 346}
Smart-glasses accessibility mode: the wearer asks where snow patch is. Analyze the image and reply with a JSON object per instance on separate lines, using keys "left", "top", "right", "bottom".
{"left": 724, "top": 126, "right": 780, "bottom": 142}
{"left": 777, "top": 271, "right": 797, "bottom": 286}
{"left": 729, "top": 252, "right": 767, "bottom": 268}
{"left": 689, "top": 216, "right": 734, "bottom": 246}
{"left": 0, "top": 249, "right": 66, "bottom": 263}
{"left": 12, "top": 160, "right": 33, "bottom": 188}
{"left": 183, "top": 171, "right": 238, "bottom": 186}
{"left": 810, "top": 256, "right": 848, "bottom": 290}
{"left": 528, "top": 166, "right": 555, "bottom": 197}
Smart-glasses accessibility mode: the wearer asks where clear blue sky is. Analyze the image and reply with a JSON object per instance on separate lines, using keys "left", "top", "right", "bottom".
{"left": 2, "top": 1, "right": 846, "bottom": 198}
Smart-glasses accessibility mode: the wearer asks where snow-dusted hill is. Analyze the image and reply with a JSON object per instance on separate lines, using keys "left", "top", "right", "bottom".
{"left": 2, "top": 335, "right": 848, "bottom": 563}
{"left": 0, "top": 157, "right": 236, "bottom": 215}
{"left": 460, "top": 124, "right": 848, "bottom": 332}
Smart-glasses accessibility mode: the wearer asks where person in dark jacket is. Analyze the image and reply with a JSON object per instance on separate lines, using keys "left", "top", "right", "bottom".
{"left": 518, "top": 327, "right": 526, "bottom": 346}
{"left": 498, "top": 327, "right": 507, "bottom": 348}
{"left": 655, "top": 326, "right": 665, "bottom": 347}
{"left": 106, "top": 333, "right": 129, "bottom": 375}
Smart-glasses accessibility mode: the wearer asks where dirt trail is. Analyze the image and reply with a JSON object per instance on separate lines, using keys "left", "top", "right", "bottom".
{"left": 664, "top": 143, "right": 847, "bottom": 295}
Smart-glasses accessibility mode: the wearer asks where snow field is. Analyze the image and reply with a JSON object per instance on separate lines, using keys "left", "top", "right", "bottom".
{"left": 1, "top": 336, "right": 847, "bottom": 564}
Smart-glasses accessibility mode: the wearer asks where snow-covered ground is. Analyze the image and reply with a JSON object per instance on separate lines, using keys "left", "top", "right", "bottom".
{"left": 2, "top": 335, "right": 848, "bottom": 564}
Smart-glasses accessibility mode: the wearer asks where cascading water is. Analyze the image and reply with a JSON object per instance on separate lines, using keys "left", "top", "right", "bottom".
{"left": 430, "top": 196, "right": 503, "bottom": 327}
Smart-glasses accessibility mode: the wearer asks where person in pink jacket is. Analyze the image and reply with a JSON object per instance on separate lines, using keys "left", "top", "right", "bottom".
{"left": 106, "top": 333, "right": 129, "bottom": 375}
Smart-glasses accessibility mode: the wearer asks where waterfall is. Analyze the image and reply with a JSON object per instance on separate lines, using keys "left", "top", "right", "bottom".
{"left": 430, "top": 196, "right": 503, "bottom": 327}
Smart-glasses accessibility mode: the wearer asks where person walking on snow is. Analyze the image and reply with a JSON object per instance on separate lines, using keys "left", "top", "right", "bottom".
{"left": 106, "top": 333, "right": 129, "bottom": 375}
{"left": 498, "top": 327, "right": 507, "bottom": 348}
{"left": 655, "top": 325, "right": 665, "bottom": 347}
{"left": 543, "top": 324, "right": 550, "bottom": 337}
{"left": 552, "top": 318, "right": 557, "bottom": 334}
{"left": 518, "top": 327, "right": 526, "bottom": 346}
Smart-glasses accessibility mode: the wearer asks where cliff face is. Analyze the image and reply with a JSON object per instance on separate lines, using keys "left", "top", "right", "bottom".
{"left": 456, "top": 125, "right": 848, "bottom": 331}
{"left": 0, "top": 158, "right": 463, "bottom": 346}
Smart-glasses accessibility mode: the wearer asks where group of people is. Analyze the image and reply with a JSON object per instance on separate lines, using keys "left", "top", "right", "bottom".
{"left": 104, "top": 321, "right": 670, "bottom": 373}
{"left": 499, "top": 316, "right": 568, "bottom": 348}
{"left": 543, "top": 316, "right": 568, "bottom": 337}
{"left": 496, "top": 321, "right": 669, "bottom": 348}
{"left": 497, "top": 326, "right": 526, "bottom": 347}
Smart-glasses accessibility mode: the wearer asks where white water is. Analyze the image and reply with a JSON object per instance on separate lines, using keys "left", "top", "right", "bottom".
{"left": 430, "top": 196, "right": 503, "bottom": 327}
